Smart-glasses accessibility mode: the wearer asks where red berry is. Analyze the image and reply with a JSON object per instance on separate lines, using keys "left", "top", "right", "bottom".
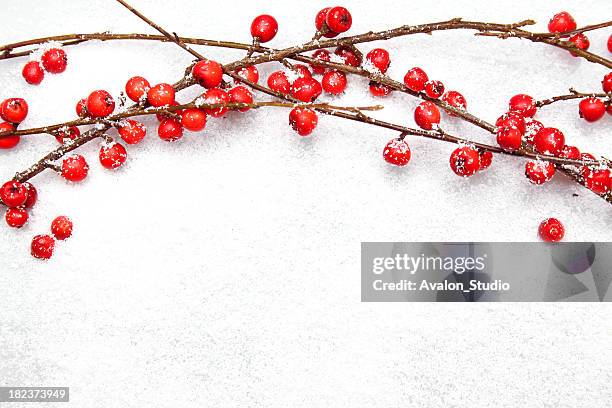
{"left": 525, "top": 160, "right": 556, "bottom": 185}
{"left": 99, "top": 141, "right": 127, "bottom": 170}
{"left": 534, "top": 128, "right": 565, "bottom": 156}
{"left": 441, "top": 91, "right": 467, "bottom": 116}
{"left": 479, "top": 150, "right": 493, "bottom": 170}
{"left": 539, "top": 218, "right": 564, "bottom": 242}
{"left": 450, "top": 146, "right": 481, "bottom": 177}
{"left": 180, "top": 108, "right": 207, "bottom": 131}
{"left": 602, "top": 72, "right": 612, "bottom": 93}
{"left": 5, "top": 207, "right": 28, "bottom": 228}
{"left": 125, "top": 76, "right": 150, "bottom": 102}
{"left": 365, "top": 48, "right": 390, "bottom": 73}
{"left": 584, "top": 168, "right": 611, "bottom": 195}
{"left": 291, "top": 76, "right": 322, "bottom": 102}
{"left": 424, "top": 80, "right": 445, "bottom": 99}
{"left": 158, "top": 118, "right": 183, "bottom": 142}
{"left": 289, "top": 108, "right": 318, "bottom": 137}
{"left": 578, "top": 97, "right": 605, "bottom": 122}
{"left": 55, "top": 126, "right": 80, "bottom": 144}
{"left": 267, "top": 71, "right": 291, "bottom": 94}
{"left": 325, "top": 6, "right": 352, "bottom": 33}
{"left": 383, "top": 138, "right": 411, "bottom": 166}
{"left": 156, "top": 101, "right": 182, "bottom": 122}
{"left": 322, "top": 70, "right": 347, "bottom": 95}
{"left": 496, "top": 127, "right": 523, "bottom": 152}
{"left": 334, "top": 46, "right": 362, "bottom": 67}
{"left": 86, "top": 90, "right": 115, "bottom": 117}
{"left": 609, "top": 34, "right": 612, "bottom": 53}
{"left": 414, "top": 101, "right": 440, "bottom": 130}
{"left": 192, "top": 60, "right": 223, "bottom": 89}
{"left": 0, "top": 180, "right": 28, "bottom": 208}
{"left": 369, "top": 82, "right": 392, "bottom": 97}
{"left": 403, "top": 67, "right": 428, "bottom": 92}
{"left": 234, "top": 65, "right": 259, "bottom": 84}
{"left": 579, "top": 153, "right": 598, "bottom": 177}
{"left": 31, "top": 234, "right": 55, "bottom": 260}
{"left": 22, "top": 182, "right": 37, "bottom": 209}
{"left": 76, "top": 98, "right": 88, "bottom": 117}
{"left": 559, "top": 145, "right": 581, "bottom": 160}
{"left": 310, "top": 49, "right": 331, "bottom": 75}
{"left": 315, "top": 8, "right": 338, "bottom": 38}
{"left": 51, "top": 215, "right": 73, "bottom": 240}
{"left": 547, "top": 12, "right": 577, "bottom": 34}
{"left": 147, "top": 83, "right": 175, "bottom": 107}
{"left": 509, "top": 94, "right": 537, "bottom": 117}
{"left": 22, "top": 61, "right": 44, "bottom": 85}
{"left": 118, "top": 119, "right": 146, "bottom": 145}
{"left": 41, "top": 48, "right": 67, "bottom": 73}
{"left": 496, "top": 111, "right": 525, "bottom": 134}
{"left": 524, "top": 119, "right": 544, "bottom": 145}
{"left": 292, "top": 64, "right": 312, "bottom": 79}
{"left": 1, "top": 98, "right": 28, "bottom": 123}
{"left": 0, "top": 122, "right": 19, "bottom": 149}
{"left": 203, "top": 88, "right": 230, "bottom": 117}
{"left": 61, "top": 155, "right": 89, "bottom": 182}
{"left": 228, "top": 86, "right": 253, "bottom": 112}
{"left": 568, "top": 33, "right": 590, "bottom": 57}
{"left": 250, "top": 14, "right": 278, "bottom": 43}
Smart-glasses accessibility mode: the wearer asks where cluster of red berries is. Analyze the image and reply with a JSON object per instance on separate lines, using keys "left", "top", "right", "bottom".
{"left": 0, "top": 97, "right": 29, "bottom": 149}
{"left": 31, "top": 216, "right": 73, "bottom": 260}
{"left": 547, "top": 11, "right": 590, "bottom": 56}
{"left": 22, "top": 47, "right": 68, "bottom": 85}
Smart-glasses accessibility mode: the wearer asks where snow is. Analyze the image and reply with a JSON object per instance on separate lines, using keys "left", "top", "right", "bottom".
{"left": 1, "top": 0, "right": 611, "bottom": 407}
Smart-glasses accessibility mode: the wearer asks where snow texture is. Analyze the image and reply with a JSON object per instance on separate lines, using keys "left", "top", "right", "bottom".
{"left": 1, "top": 0, "right": 611, "bottom": 406}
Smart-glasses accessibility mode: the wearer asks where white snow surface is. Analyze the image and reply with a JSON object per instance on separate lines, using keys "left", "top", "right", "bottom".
{"left": 1, "top": 0, "right": 611, "bottom": 406}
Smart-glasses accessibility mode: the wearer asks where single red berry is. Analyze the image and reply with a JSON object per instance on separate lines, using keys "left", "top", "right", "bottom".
{"left": 414, "top": 101, "right": 440, "bottom": 130}
{"left": 365, "top": 48, "right": 390, "bottom": 73}
{"left": 334, "top": 46, "right": 362, "bottom": 67}
{"left": 55, "top": 126, "right": 80, "bottom": 144}
{"left": 22, "top": 61, "right": 45, "bottom": 85}
{"left": 180, "top": 108, "right": 208, "bottom": 131}
{"left": 403, "top": 67, "right": 428, "bottom": 92}
{"left": 250, "top": 14, "right": 278, "bottom": 43}
{"left": 31, "top": 234, "right": 55, "bottom": 260}
{"left": 1, "top": 98, "right": 28, "bottom": 123}
{"left": 0, "top": 122, "right": 19, "bottom": 149}
{"left": 291, "top": 76, "right": 322, "bottom": 102}
{"left": 524, "top": 119, "right": 544, "bottom": 145}
{"left": 267, "top": 71, "right": 291, "bottom": 94}
{"left": 125, "top": 76, "right": 150, "bottom": 102}
{"left": 147, "top": 83, "right": 175, "bottom": 107}
{"left": 322, "top": 70, "right": 347, "bottom": 95}
{"left": 369, "top": 82, "right": 392, "bottom": 97}
{"left": 203, "top": 88, "right": 230, "bottom": 117}
{"left": 609, "top": 34, "right": 612, "bottom": 53}
{"left": 292, "top": 64, "right": 312, "bottom": 79}
{"left": 559, "top": 145, "right": 581, "bottom": 160}
{"left": 325, "top": 7, "right": 352, "bottom": 33}
{"left": 383, "top": 138, "right": 411, "bottom": 166}
{"left": 547, "top": 12, "right": 577, "bottom": 34}
{"left": 61, "top": 155, "right": 89, "bottom": 182}
{"left": 289, "top": 108, "right": 318, "bottom": 137}
{"left": 158, "top": 118, "right": 183, "bottom": 142}
{"left": 99, "top": 142, "right": 127, "bottom": 170}
{"left": 539, "top": 218, "right": 564, "bottom": 242}
{"left": 602, "top": 72, "right": 612, "bottom": 93}
{"left": 496, "top": 111, "right": 526, "bottom": 134}
{"left": 568, "top": 33, "right": 590, "bottom": 57}
{"left": 534, "top": 128, "right": 565, "bottom": 156}
{"left": 315, "top": 8, "right": 338, "bottom": 38}
{"left": 51, "top": 216, "right": 73, "bottom": 240}
{"left": 441, "top": 91, "right": 467, "bottom": 116}
{"left": 584, "top": 168, "right": 612, "bottom": 195}
{"left": 76, "top": 98, "right": 88, "bottom": 117}
{"left": 509, "top": 94, "right": 537, "bottom": 117}
{"left": 450, "top": 146, "right": 481, "bottom": 177}
{"left": 496, "top": 127, "right": 523, "bottom": 152}
{"left": 41, "top": 48, "right": 67, "bottom": 73}
{"left": 424, "top": 80, "right": 445, "bottom": 99}
{"left": 22, "top": 182, "right": 37, "bottom": 209}
{"left": 86, "top": 90, "right": 115, "bottom": 117}
{"left": 228, "top": 86, "right": 254, "bottom": 112}
{"left": 5, "top": 207, "right": 28, "bottom": 228}
{"left": 310, "top": 49, "right": 331, "bottom": 75}
{"left": 525, "top": 160, "right": 556, "bottom": 185}
{"left": 479, "top": 150, "right": 493, "bottom": 170}
{"left": 0, "top": 180, "right": 28, "bottom": 208}
{"left": 192, "top": 60, "right": 223, "bottom": 89}
{"left": 234, "top": 65, "right": 259, "bottom": 84}
{"left": 118, "top": 119, "right": 146, "bottom": 145}
{"left": 578, "top": 98, "right": 605, "bottom": 122}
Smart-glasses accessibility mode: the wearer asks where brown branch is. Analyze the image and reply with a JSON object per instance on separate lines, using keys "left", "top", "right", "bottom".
{"left": 535, "top": 88, "right": 611, "bottom": 108}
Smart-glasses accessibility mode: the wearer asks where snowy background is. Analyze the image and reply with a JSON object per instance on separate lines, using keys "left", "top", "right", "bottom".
{"left": 1, "top": 0, "right": 611, "bottom": 406}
